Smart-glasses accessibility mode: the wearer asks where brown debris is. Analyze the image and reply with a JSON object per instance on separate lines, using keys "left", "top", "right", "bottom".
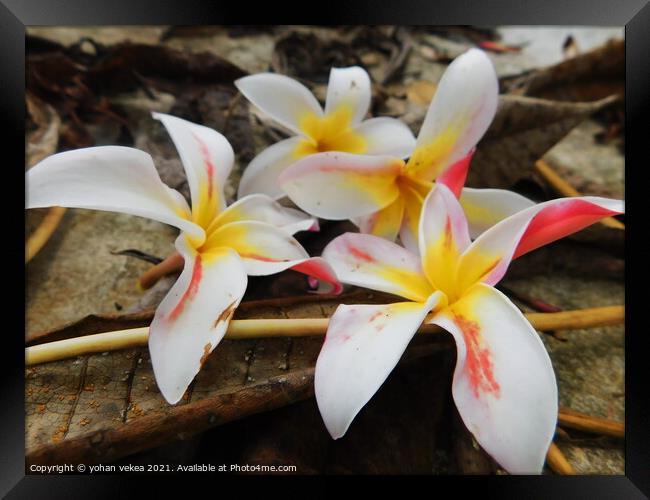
{"left": 199, "top": 343, "right": 212, "bottom": 367}
{"left": 213, "top": 301, "right": 237, "bottom": 329}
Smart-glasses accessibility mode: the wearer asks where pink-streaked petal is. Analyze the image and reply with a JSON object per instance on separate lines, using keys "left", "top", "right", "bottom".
{"left": 353, "top": 117, "right": 416, "bottom": 158}
{"left": 235, "top": 73, "right": 323, "bottom": 136}
{"left": 278, "top": 152, "right": 403, "bottom": 220}
{"left": 436, "top": 149, "right": 474, "bottom": 198}
{"left": 354, "top": 196, "right": 404, "bottom": 242}
{"left": 25, "top": 146, "right": 204, "bottom": 242}
{"left": 513, "top": 197, "right": 624, "bottom": 258}
{"left": 428, "top": 284, "right": 557, "bottom": 474}
{"left": 419, "top": 184, "right": 470, "bottom": 292}
{"left": 322, "top": 232, "right": 433, "bottom": 302}
{"left": 459, "top": 187, "right": 535, "bottom": 239}
{"left": 325, "top": 66, "right": 371, "bottom": 125}
{"left": 316, "top": 291, "right": 445, "bottom": 439}
{"left": 203, "top": 220, "right": 341, "bottom": 294}
{"left": 152, "top": 112, "right": 234, "bottom": 220}
{"left": 204, "top": 220, "right": 308, "bottom": 272}
{"left": 237, "top": 136, "right": 304, "bottom": 200}
{"left": 284, "top": 257, "right": 343, "bottom": 295}
{"left": 149, "top": 237, "right": 247, "bottom": 404}
{"left": 212, "top": 194, "right": 316, "bottom": 235}
{"left": 457, "top": 196, "right": 624, "bottom": 291}
{"left": 406, "top": 48, "right": 498, "bottom": 181}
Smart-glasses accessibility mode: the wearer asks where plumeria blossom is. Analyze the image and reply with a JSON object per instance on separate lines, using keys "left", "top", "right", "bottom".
{"left": 278, "top": 48, "right": 535, "bottom": 253}
{"left": 26, "top": 112, "right": 341, "bottom": 405}
{"left": 315, "top": 183, "right": 624, "bottom": 474}
{"left": 234, "top": 66, "right": 417, "bottom": 199}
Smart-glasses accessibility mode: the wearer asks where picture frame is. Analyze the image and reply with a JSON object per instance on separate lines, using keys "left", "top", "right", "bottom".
{"left": 3, "top": 0, "right": 647, "bottom": 495}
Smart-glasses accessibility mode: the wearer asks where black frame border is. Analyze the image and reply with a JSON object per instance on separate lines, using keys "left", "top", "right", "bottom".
{"left": 3, "top": 1, "right": 648, "bottom": 497}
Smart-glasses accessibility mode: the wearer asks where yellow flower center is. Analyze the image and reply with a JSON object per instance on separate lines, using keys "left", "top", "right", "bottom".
{"left": 294, "top": 106, "right": 367, "bottom": 158}
{"left": 404, "top": 124, "right": 463, "bottom": 182}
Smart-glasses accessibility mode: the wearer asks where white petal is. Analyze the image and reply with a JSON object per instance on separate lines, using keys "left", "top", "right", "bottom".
{"left": 149, "top": 237, "right": 248, "bottom": 404}
{"left": 353, "top": 117, "right": 416, "bottom": 158}
{"left": 429, "top": 284, "right": 557, "bottom": 474}
{"left": 315, "top": 292, "right": 445, "bottom": 439}
{"left": 235, "top": 73, "right": 323, "bottom": 136}
{"left": 205, "top": 220, "right": 308, "bottom": 273}
{"left": 152, "top": 112, "right": 234, "bottom": 217}
{"left": 237, "top": 137, "right": 304, "bottom": 200}
{"left": 214, "top": 193, "right": 316, "bottom": 235}
{"left": 325, "top": 66, "right": 371, "bottom": 125}
{"left": 25, "top": 146, "right": 204, "bottom": 242}
{"left": 278, "top": 152, "right": 402, "bottom": 220}
{"left": 408, "top": 48, "right": 498, "bottom": 181}
{"left": 459, "top": 187, "right": 536, "bottom": 239}
{"left": 322, "top": 232, "right": 433, "bottom": 302}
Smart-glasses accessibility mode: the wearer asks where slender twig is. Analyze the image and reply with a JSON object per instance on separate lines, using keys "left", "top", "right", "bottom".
{"left": 558, "top": 408, "right": 624, "bottom": 439}
{"left": 25, "top": 305, "right": 624, "bottom": 366}
{"left": 546, "top": 442, "right": 576, "bottom": 475}
{"left": 26, "top": 207, "right": 67, "bottom": 263}
{"left": 524, "top": 305, "right": 623, "bottom": 331}
{"left": 534, "top": 159, "right": 624, "bottom": 230}
{"left": 138, "top": 252, "right": 184, "bottom": 290}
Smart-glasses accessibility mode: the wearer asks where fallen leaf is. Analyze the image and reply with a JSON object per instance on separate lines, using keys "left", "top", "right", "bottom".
{"left": 85, "top": 43, "right": 247, "bottom": 94}
{"left": 25, "top": 291, "right": 453, "bottom": 466}
{"left": 272, "top": 30, "right": 361, "bottom": 82}
{"left": 501, "top": 39, "right": 623, "bottom": 102}
{"left": 467, "top": 94, "right": 620, "bottom": 189}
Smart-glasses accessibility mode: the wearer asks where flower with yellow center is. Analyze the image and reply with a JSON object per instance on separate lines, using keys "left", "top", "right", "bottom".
{"left": 26, "top": 112, "right": 341, "bottom": 405}
{"left": 316, "top": 182, "right": 624, "bottom": 474}
{"left": 278, "top": 49, "right": 535, "bottom": 253}
{"left": 234, "top": 66, "right": 417, "bottom": 200}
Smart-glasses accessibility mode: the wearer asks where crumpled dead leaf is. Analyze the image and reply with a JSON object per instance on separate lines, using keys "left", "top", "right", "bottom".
{"left": 467, "top": 94, "right": 620, "bottom": 189}
{"left": 26, "top": 290, "right": 452, "bottom": 466}
{"left": 501, "top": 39, "right": 623, "bottom": 102}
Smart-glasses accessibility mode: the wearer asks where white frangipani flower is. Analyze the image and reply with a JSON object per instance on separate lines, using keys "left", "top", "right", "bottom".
{"left": 235, "top": 66, "right": 417, "bottom": 200}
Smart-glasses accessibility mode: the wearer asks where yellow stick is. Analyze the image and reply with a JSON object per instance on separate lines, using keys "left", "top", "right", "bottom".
{"left": 558, "top": 409, "right": 624, "bottom": 439}
{"left": 137, "top": 252, "right": 184, "bottom": 290}
{"left": 25, "top": 305, "right": 624, "bottom": 366}
{"left": 25, "top": 207, "right": 67, "bottom": 263}
{"left": 534, "top": 160, "right": 624, "bottom": 230}
{"left": 525, "top": 305, "right": 624, "bottom": 331}
{"left": 546, "top": 442, "right": 576, "bottom": 475}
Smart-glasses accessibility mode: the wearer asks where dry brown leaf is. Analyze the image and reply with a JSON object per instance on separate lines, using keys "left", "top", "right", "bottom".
{"left": 467, "top": 94, "right": 619, "bottom": 190}
{"left": 26, "top": 291, "right": 453, "bottom": 466}
{"left": 501, "top": 39, "right": 623, "bottom": 102}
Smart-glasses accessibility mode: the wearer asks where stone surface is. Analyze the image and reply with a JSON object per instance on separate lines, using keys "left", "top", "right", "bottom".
{"left": 26, "top": 210, "right": 177, "bottom": 336}
{"left": 497, "top": 27, "right": 624, "bottom": 76}
{"left": 544, "top": 118, "right": 625, "bottom": 198}
{"left": 28, "top": 26, "right": 167, "bottom": 46}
